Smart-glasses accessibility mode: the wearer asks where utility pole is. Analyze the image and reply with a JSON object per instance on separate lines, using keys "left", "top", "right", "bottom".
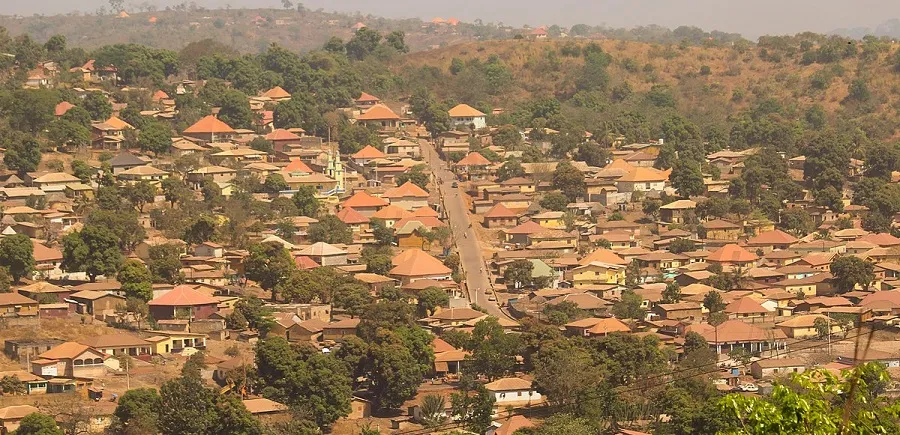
{"left": 125, "top": 357, "right": 130, "bottom": 390}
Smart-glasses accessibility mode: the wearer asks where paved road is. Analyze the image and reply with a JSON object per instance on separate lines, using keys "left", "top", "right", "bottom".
{"left": 419, "top": 139, "right": 506, "bottom": 319}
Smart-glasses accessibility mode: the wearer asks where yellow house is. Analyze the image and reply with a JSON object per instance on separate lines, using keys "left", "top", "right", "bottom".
{"left": 117, "top": 165, "right": 169, "bottom": 188}
{"left": 572, "top": 262, "right": 626, "bottom": 287}
{"left": 144, "top": 331, "right": 208, "bottom": 354}
{"left": 531, "top": 211, "right": 566, "bottom": 230}
{"left": 776, "top": 314, "right": 842, "bottom": 338}
{"left": 500, "top": 177, "right": 537, "bottom": 194}
{"left": 703, "top": 219, "right": 742, "bottom": 240}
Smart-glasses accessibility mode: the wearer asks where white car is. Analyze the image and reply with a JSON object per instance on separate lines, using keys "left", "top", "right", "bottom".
{"left": 738, "top": 383, "right": 759, "bottom": 392}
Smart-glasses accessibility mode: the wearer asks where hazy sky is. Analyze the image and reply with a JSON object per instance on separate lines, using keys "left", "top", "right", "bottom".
{"left": 4, "top": 0, "right": 900, "bottom": 38}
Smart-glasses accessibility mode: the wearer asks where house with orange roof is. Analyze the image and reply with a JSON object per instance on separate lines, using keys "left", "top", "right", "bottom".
{"left": 747, "top": 229, "right": 799, "bottom": 251}
{"left": 33, "top": 342, "right": 108, "bottom": 379}
{"left": 148, "top": 285, "right": 220, "bottom": 320}
{"left": 615, "top": 167, "right": 668, "bottom": 198}
{"left": 281, "top": 158, "right": 313, "bottom": 176}
{"left": 151, "top": 89, "right": 169, "bottom": 102}
{"left": 413, "top": 206, "right": 439, "bottom": 218}
{"left": 389, "top": 249, "right": 452, "bottom": 285}
{"left": 355, "top": 92, "right": 381, "bottom": 107}
{"left": 572, "top": 262, "right": 626, "bottom": 287}
{"left": 483, "top": 203, "right": 519, "bottom": 228}
{"left": 91, "top": 116, "right": 134, "bottom": 150}
{"left": 336, "top": 207, "right": 370, "bottom": 236}
{"left": 383, "top": 181, "right": 429, "bottom": 210}
{"left": 350, "top": 144, "right": 386, "bottom": 166}
{"left": 342, "top": 191, "right": 389, "bottom": 217}
{"left": 448, "top": 104, "right": 486, "bottom": 130}
{"left": 265, "top": 129, "right": 303, "bottom": 152}
{"left": 454, "top": 152, "right": 493, "bottom": 180}
{"left": 725, "top": 296, "right": 769, "bottom": 320}
{"left": 372, "top": 204, "right": 414, "bottom": 228}
{"left": 183, "top": 115, "right": 236, "bottom": 143}
{"left": 501, "top": 220, "right": 546, "bottom": 245}
{"left": 707, "top": 244, "right": 758, "bottom": 267}
{"left": 564, "top": 317, "right": 630, "bottom": 337}
{"left": 54, "top": 101, "right": 75, "bottom": 117}
{"left": 356, "top": 104, "right": 400, "bottom": 129}
{"left": 261, "top": 86, "right": 291, "bottom": 102}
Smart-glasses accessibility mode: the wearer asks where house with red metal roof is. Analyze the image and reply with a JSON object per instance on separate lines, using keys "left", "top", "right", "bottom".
{"left": 182, "top": 115, "right": 236, "bottom": 143}
{"left": 341, "top": 191, "right": 389, "bottom": 217}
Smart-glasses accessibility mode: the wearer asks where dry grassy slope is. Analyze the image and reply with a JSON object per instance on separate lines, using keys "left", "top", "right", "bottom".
{"left": 0, "top": 9, "right": 474, "bottom": 53}
{"left": 399, "top": 39, "right": 900, "bottom": 122}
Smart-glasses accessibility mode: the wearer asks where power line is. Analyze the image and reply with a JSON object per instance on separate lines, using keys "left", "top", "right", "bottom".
{"left": 397, "top": 324, "right": 881, "bottom": 435}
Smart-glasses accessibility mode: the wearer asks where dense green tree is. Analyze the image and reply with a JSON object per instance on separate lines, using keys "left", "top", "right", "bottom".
{"left": 88, "top": 209, "right": 146, "bottom": 251}
{"left": 139, "top": 121, "right": 172, "bottom": 154}
{"left": 779, "top": 207, "right": 815, "bottom": 236}
{"left": 493, "top": 125, "right": 522, "bottom": 149}
{"left": 670, "top": 158, "right": 705, "bottom": 197}
{"left": 338, "top": 123, "right": 379, "bottom": 155}
{"left": 161, "top": 178, "right": 193, "bottom": 207}
{"left": 216, "top": 89, "right": 253, "bottom": 129}
{"left": 119, "top": 260, "right": 153, "bottom": 301}
{"left": 114, "top": 388, "right": 161, "bottom": 433}
{"left": 14, "top": 413, "right": 63, "bottom": 435}
{"left": 4, "top": 138, "right": 42, "bottom": 173}
{"left": 497, "top": 157, "right": 525, "bottom": 181}
{"left": 272, "top": 92, "right": 326, "bottom": 135}
{"left": 93, "top": 44, "right": 178, "bottom": 83}
{"left": 830, "top": 255, "right": 875, "bottom": 293}
{"left": 417, "top": 286, "right": 449, "bottom": 316}
{"left": 574, "top": 142, "right": 610, "bottom": 167}
{"left": 612, "top": 288, "right": 646, "bottom": 320}
{"left": 244, "top": 242, "right": 295, "bottom": 299}
{"left": 124, "top": 181, "right": 156, "bottom": 212}
{"left": 291, "top": 185, "right": 320, "bottom": 217}
{"left": 395, "top": 166, "right": 430, "bottom": 191}
{"left": 539, "top": 192, "right": 570, "bottom": 211}
{"left": 385, "top": 31, "right": 409, "bottom": 53}
{"left": 0, "top": 234, "right": 34, "bottom": 283}
{"left": 61, "top": 225, "right": 123, "bottom": 282}
{"left": 6, "top": 89, "right": 56, "bottom": 133}
{"left": 262, "top": 173, "right": 289, "bottom": 194}
{"left": 308, "top": 215, "right": 353, "bottom": 244}
{"left": 158, "top": 376, "right": 219, "bottom": 435}
{"left": 533, "top": 340, "right": 602, "bottom": 411}
{"left": 464, "top": 317, "right": 522, "bottom": 380}
{"left": 450, "top": 378, "right": 496, "bottom": 434}
{"left": 83, "top": 92, "right": 112, "bottom": 121}
{"left": 552, "top": 161, "right": 585, "bottom": 202}
{"left": 47, "top": 119, "right": 90, "bottom": 149}
{"left": 668, "top": 238, "right": 696, "bottom": 254}
{"left": 346, "top": 27, "right": 383, "bottom": 60}
{"left": 183, "top": 215, "right": 218, "bottom": 245}
{"left": 703, "top": 290, "right": 727, "bottom": 313}
{"left": 148, "top": 243, "right": 184, "bottom": 284}
{"left": 661, "top": 282, "right": 683, "bottom": 303}
{"left": 865, "top": 143, "right": 900, "bottom": 180}
{"left": 503, "top": 259, "right": 534, "bottom": 289}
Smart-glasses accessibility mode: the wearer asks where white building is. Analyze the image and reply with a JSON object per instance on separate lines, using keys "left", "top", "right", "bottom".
{"left": 448, "top": 104, "right": 487, "bottom": 130}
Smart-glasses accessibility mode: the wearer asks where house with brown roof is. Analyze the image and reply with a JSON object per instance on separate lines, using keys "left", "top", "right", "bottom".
{"left": 264, "top": 129, "right": 303, "bottom": 152}
{"left": 68, "top": 291, "right": 126, "bottom": 315}
{"left": 79, "top": 334, "right": 152, "bottom": 357}
{"left": 33, "top": 342, "right": 107, "bottom": 379}
{"left": 501, "top": 220, "right": 545, "bottom": 245}
{"left": 750, "top": 358, "right": 807, "bottom": 379}
{"left": 383, "top": 181, "right": 429, "bottom": 210}
{"left": 336, "top": 207, "right": 371, "bottom": 237}
{"left": 261, "top": 86, "right": 291, "bottom": 102}
{"left": 659, "top": 200, "right": 696, "bottom": 225}
{"left": 18, "top": 281, "right": 70, "bottom": 303}
{"left": 564, "top": 317, "right": 630, "bottom": 337}
{"left": 483, "top": 204, "right": 519, "bottom": 228}
{"left": 0, "top": 293, "right": 39, "bottom": 319}
{"left": 725, "top": 296, "right": 769, "bottom": 320}
{"left": 686, "top": 320, "right": 788, "bottom": 354}
{"left": 448, "top": 104, "right": 486, "bottom": 129}
{"left": 183, "top": 115, "right": 236, "bottom": 143}
{"left": 243, "top": 398, "right": 289, "bottom": 423}
{"left": 91, "top": 116, "right": 133, "bottom": 150}
{"left": 0, "top": 405, "right": 41, "bottom": 433}
{"left": 355, "top": 92, "right": 381, "bottom": 107}
{"left": 322, "top": 318, "right": 360, "bottom": 341}
{"left": 746, "top": 229, "right": 799, "bottom": 251}
{"left": 652, "top": 302, "right": 702, "bottom": 321}
{"left": 702, "top": 219, "right": 742, "bottom": 241}
{"left": 148, "top": 285, "right": 219, "bottom": 320}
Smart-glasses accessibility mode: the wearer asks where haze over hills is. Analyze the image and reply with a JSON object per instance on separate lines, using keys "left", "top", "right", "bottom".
{"left": 4, "top": 0, "right": 900, "bottom": 39}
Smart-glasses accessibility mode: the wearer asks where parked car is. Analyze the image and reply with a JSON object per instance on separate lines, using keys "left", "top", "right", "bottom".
{"left": 738, "top": 383, "right": 759, "bottom": 392}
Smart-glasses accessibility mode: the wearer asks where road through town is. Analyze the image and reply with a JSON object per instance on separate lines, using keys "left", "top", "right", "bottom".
{"left": 419, "top": 139, "right": 507, "bottom": 318}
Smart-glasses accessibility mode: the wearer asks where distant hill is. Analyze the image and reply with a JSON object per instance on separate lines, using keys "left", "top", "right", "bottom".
{"left": 0, "top": 8, "right": 485, "bottom": 53}
{"left": 830, "top": 18, "right": 900, "bottom": 39}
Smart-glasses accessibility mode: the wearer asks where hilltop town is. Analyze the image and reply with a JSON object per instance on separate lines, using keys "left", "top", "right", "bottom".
{"left": 1, "top": 9, "right": 900, "bottom": 435}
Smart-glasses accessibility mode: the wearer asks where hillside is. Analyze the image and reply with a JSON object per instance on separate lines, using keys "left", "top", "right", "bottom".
{"left": 394, "top": 38, "right": 900, "bottom": 142}
{"left": 0, "top": 8, "right": 482, "bottom": 53}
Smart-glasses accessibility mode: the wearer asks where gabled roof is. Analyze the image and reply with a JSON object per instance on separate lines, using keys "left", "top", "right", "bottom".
{"left": 294, "top": 255, "right": 319, "bottom": 270}
{"left": 0, "top": 405, "right": 41, "bottom": 420}
{"left": 503, "top": 220, "right": 545, "bottom": 235}
{"left": 0, "top": 292, "right": 38, "bottom": 306}
{"left": 707, "top": 244, "right": 758, "bottom": 263}
{"left": 430, "top": 307, "right": 484, "bottom": 321}
{"left": 351, "top": 145, "right": 386, "bottom": 159}
{"left": 80, "top": 333, "right": 150, "bottom": 348}
{"left": 579, "top": 248, "right": 628, "bottom": 266}
{"left": 32, "top": 172, "right": 80, "bottom": 184}
{"left": 357, "top": 104, "right": 400, "bottom": 121}
{"left": 55, "top": 101, "right": 75, "bottom": 116}
{"left": 342, "top": 191, "right": 389, "bottom": 208}
{"left": 776, "top": 314, "right": 830, "bottom": 328}
{"left": 119, "top": 165, "right": 167, "bottom": 176}
{"left": 148, "top": 285, "right": 218, "bottom": 306}
{"left": 413, "top": 206, "right": 439, "bottom": 217}
{"left": 356, "top": 92, "right": 381, "bottom": 103}
{"left": 297, "top": 242, "right": 347, "bottom": 257}
{"left": 383, "top": 181, "right": 429, "bottom": 199}
{"left": 456, "top": 152, "right": 492, "bottom": 166}
{"left": 152, "top": 90, "right": 170, "bottom": 101}
{"left": 704, "top": 219, "right": 741, "bottom": 230}
{"left": 336, "top": 206, "right": 370, "bottom": 224}
{"left": 261, "top": 86, "right": 291, "bottom": 99}
{"left": 485, "top": 377, "right": 532, "bottom": 391}
{"left": 688, "top": 319, "right": 786, "bottom": 344}
{"left": 265, "top": 129, "right": 301, "bottom": 141}
{"left": 183, "top": 115, "right": 236, "bottom": 134}
{"left": 282, "top": 158, "right": 312, "bottom": 174}
{"left": 586, "top": 317, "right": 631, "bottom": 334}
{"left": 373, "top": 204, "right": 413, "bottom": 220}
{"left": 394, "top": 216, "right": 445, "bottom": 231}
{"left": 109, "top": 151, "right": 147, "bottom": 167}
{"left": 725, "top": 296, "right": 768, "bottom": 314}
{"left": 484, "top": 203, "right": 518, "bottom": 219}
{"left": 389, "top": 249, "right": 451, "bottom": 276}
{"left": 858, "top": 233, "right": 900, "bottom": 247}
{"left": 448, "top": 103, "right": 485, "bottom": 118}
{"left": 39, "top": 342, "right": 102, "bottom": 360}
{"left": 660, "top": 199, "right": 697, "bottom": 210}
{"left": 100, "top": 116, "right": 133, "bottom": 130}
{"left": 747, "top": 229, "right": 799, "bottom": 246}
{"left": 617, "top": 167, "right": 667, "bottom": 182}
